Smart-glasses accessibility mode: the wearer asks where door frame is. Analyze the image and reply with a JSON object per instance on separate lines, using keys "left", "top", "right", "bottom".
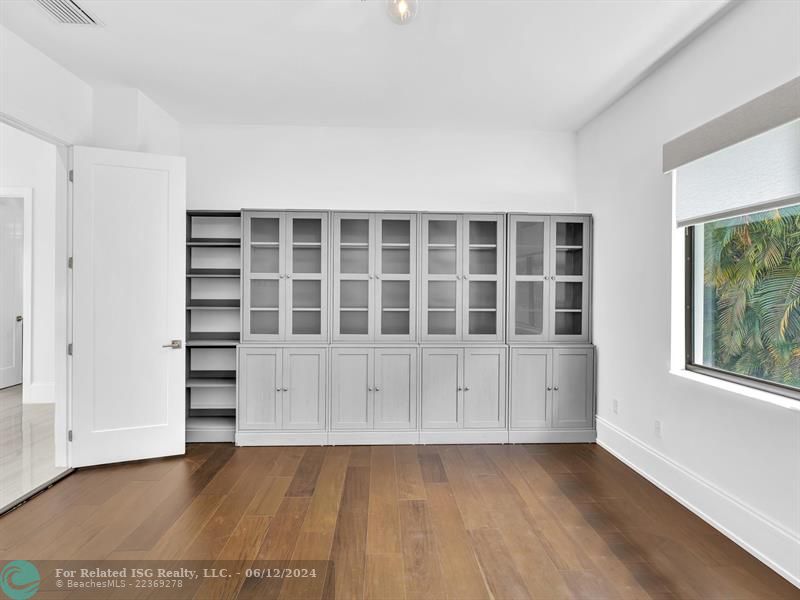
{"left": 0, "top": 188, "right": 32, "bottom": 396}
{"left": 0, "top": 113, "right": 72, "bottom": 507}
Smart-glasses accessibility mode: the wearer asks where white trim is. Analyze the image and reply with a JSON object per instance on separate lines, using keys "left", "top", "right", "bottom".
{"left": 26, "top": 382, "right": 54, "bottom": 404}
{"left": 419, "top": 429, "right": 508, "bottom": 444}
{"left": 0, "top": 188, "right": 32, "bottom": 397}
{"left": 509, "top": 429, "right": 595, "bottom": 444}
{"left": 670, "top": 369, "right": 800, "bottom": 412}
{"left": 328, "top": 431, "right": 419, "bottom": 445}
{"left": 236, "top": 431, "right": 327, "bottom": 446}
{"left": 596, "top": 416, "right": 800, "bottom": 588}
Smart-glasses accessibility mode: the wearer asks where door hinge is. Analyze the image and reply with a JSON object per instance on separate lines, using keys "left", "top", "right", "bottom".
{"left": 67, "top": 343, "right": 73, "bottom": 356}
{"left": 69, "top": 169, "right": 74, "bottom": 183}
{"left": 68, "top": 430, "right": 73, "bottom": 442}
{"left": 68, "top": 256, "right": 74, "bottom": 269}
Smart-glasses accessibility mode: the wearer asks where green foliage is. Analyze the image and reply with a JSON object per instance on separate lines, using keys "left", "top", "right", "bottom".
{"left": 703, "top": 205, "right": 800, "bottom": 388}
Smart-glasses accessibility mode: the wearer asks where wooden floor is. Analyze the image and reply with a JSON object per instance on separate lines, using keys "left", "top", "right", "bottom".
{"left": 0, "top": 444, "right": 795, "bottom": 599}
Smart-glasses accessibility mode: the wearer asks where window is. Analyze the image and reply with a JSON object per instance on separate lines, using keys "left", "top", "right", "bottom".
{"left": 686, "top": 204, "right": 800, "bottom": 398}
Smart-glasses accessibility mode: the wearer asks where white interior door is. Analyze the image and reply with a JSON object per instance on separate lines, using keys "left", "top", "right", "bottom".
{"left": 71, "top": 146, "right": 186, "bottom": 466}
{"left": 0, "top": 196, "right": 24, "bottom": 389}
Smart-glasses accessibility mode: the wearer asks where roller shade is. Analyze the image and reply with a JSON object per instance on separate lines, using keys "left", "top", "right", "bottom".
{"left": 664, "top": 77, "right": 800, "bottom": 227}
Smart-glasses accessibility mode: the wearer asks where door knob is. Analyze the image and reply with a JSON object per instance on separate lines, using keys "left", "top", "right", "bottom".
{"left": 162, "top": 340, "right": 182, "bottom": 349}
{"left": 15, "top": 315, "right": 23, "bottom": 322}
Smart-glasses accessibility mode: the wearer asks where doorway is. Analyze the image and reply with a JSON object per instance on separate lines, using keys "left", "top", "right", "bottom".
{"left": 0, "top": 122, "right": 69, "bottom": 513}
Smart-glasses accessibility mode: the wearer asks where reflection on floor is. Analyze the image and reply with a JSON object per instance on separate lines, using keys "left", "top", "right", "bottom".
{"left": 0, "top": 385, "right": 66, "bottom": 511}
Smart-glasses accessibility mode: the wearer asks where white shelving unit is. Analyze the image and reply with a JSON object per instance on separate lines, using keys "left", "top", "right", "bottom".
{"left": 185, "top": 211, "right": 241, "bottom": 442}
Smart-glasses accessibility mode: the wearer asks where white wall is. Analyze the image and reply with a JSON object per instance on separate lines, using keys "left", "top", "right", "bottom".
{"left": 0, "top": 122, "right": 57, "bottom": 404}
{"left": 183, "top": 125, "right": 576, "bottom": 212}
{"left": 576, "top": 0, "right": 800, "bottom": 585}
{"left": 0, "top": 25, "right": 93, "bottom": 145}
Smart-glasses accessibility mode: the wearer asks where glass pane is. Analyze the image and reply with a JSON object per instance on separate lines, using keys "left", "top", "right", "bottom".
{"left": 469, "top": 221, "right": 496, "bottom": 245}
{"left": 469, "top": 249, "right": 497, "bottom": 274}
{"left": 556, "top": 282, "right": 582, "bottom": 310}
{"left": 293, "top": 311, "right": 321, "bottom": 335}
{"left": 555, "top": 312, "right": 581, "bottom": 335}
{"left": 383, "top": 220, "right": 410, "bottom": 244}
{"left": 251, "top": 247, "right": 279, "bottom": 273}
{"left": 429, "top": 281, "right": 456, "bottom": 308}
{"left": 251, "top": 280, "right": 279, "bottom": 308}
{"left": 382, "top": 248, "right": 410, "bottom": 274}
{"left": 515, "top": 281, "right": 543, "bottom": 335}
{"left": 382, "top": 281, "right": 409, "bottom": 309}
{"left": 428, "top": 249, "right": 456, "bottom": 274}
{"left": 293, "top": 280, "right": 321, "bottom": 308}
{"left": 556, "top": 222, "right": 583, "bottom": 246}
{"left": 293, "top": 218, "right": 322, "bottom": 243}
{"left": 516, "top": 221, "right": 544, "bottom": 276}
{"left": 429, "top": 220, "right": 457, "bottom": 245}
{"left": 341, "top": 280, "right": 368, "bottom": 309}
{"left": 341, "top": 248, "right": 369, "bottom": 273}
{"left": 251, "top": 217, "right": 279, "bottom": 243}
{"left": 428, "top": 311, "right": 456, "bottom": 335}
{"left": 469, "top": 281, "right": 496, "bottom": 309}
{"left": 556, "top": 248, "right": 583, "bottom": 276}
{"left": 251, "top": 310, "right": 278, "bottom": 335}
{"left": 469, "top": 311, "right": 496, "bottom": 335}
{"left": 341, "top": 311, "right": 368, "bottom": 335}
{"left": 293, "top": 248, "right": 321, "bottom": 273}
{"left": 382, "top": 311, "right": 409, "bottom": 335}
{"left": 341, "top": 219, "right": 369, "bottom": 244}
{"left": 694, "top": 205, "right": 800, "bottom": 389}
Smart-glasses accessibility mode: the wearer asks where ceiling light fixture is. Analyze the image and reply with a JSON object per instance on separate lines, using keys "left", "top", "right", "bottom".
{"left": 387, "top": 0, "right": 419, "bottom": 25}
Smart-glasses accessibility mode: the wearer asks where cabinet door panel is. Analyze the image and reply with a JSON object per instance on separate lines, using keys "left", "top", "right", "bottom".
{"left": 421, "top": 348, "right": 462, "bottom": 429}
{"left": 553, "top": 348, "right": 594, "bottom": 429}
{"left": 283, "top": 348, "right": 326, "bottom": 430}
{"left": 331, "top": 348, "right": 372, "bottom": 430}
{"left": 238, "top": 348, "right": 281, "bottom": 430}
{"left": 242, "top": 211, "right": 285, "bottom": 342}
{"left": 333, "top": 213, "right": 374, "bottom": 341}
{"left": 464, "top": 215, "right": 505, "bottom": 342}
{"left": 508, "top": 215, "right": 550, "bottom": 342}
{"left": 375, "top": 213, "right": 416, "bottom": 341}
{"left": 421, "top": 214, "right": 462, "bottom": 341}
{"left": 286, "top": 213, "right": 328, "bottom": 341}
{"left": 510, "top": 348, "right": 550, "bottom": 429}
{"left": 463, "top": 348, "right": 506, "bottom": 429}
{"left": 549, "top": 216, "right": 590, "bottom": 343}
{"left": 374, "top": 348, "right": 417, "bottom": 430}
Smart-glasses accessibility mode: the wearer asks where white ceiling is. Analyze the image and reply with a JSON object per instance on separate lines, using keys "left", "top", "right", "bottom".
{"left": 0, "top": 0, "right": 730, "bottom": 130}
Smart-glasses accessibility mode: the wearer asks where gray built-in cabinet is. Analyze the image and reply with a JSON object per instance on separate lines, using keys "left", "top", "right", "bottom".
{"left": 188, "top": 209, "right": 595, "bottom": 445}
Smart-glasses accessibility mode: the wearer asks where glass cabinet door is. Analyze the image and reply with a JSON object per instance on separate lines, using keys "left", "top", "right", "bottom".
{"left": 422, "top": 214, "right": 462, "bottom": 340}
{"left": 333, "top": 213, "right": 373, "bottom": 340}
{"left": 549, "top": 216, "right": 590, "bottom": 342}
{"left": 508, "top": 215, "right": 549, "bottom": 342}
{"left": 463, "top": 215, "right": 504, "bottom": 341}
{"left": 286, "top": 212, "right": 328, "bottom": 340}
{"left": 243, "top": 212, "right": 284, "bottom": 341}
{"left": 375, "top": 214, "right": 416, "bottom": 340}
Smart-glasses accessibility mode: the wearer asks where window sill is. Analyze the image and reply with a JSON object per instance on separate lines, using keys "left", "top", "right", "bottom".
{"left": 669, "top": 369, "right": 800, "bottom": 412}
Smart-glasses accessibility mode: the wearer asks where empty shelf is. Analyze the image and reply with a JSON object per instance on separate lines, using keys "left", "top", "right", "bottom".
{"left": 186, "top": 378, "right": 236, "bottom": 388}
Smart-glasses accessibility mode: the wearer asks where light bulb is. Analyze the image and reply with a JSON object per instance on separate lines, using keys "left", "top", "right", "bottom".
{"left": 387, "top": 0, "right": 419, "bottom": 25}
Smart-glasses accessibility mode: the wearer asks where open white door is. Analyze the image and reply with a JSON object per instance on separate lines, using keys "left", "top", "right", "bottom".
{"left": 71, "top": 146, "right": 185, "bottom": 467}
{"left": 0, "top": 195, "right": 24, "bottom": 389}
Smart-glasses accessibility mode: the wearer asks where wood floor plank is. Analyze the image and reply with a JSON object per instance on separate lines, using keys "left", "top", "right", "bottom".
{"left": 1, "top": 443, "right": 792, "bottom": 600}
{"left": 366, "top": 446, "right": 402, "bottom": 555}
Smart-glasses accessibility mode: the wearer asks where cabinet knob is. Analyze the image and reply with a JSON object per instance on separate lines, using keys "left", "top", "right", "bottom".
{"left": 375, "top": 386, "right": 380, "bottom": 391}
{"left": 279, "top": 274, "right": 284, "bottom": 279}
{"left": 464, "top": 386, "right": 470, "bottom": 391}
{"left": 554, "top": 386, "right": 559, "bottom": 391}
{"left": 286, "top": 274, "right": 292, "bottom": 279}
{"left": 456, "top": 275, "right": 461, "bottom": 280}
{"left": 368, "top": 387, "right": 373, "bottom": 391}
{"left": 464, "top": 275, "right": 469, "bottom": 280}
{"left": 376, "top": 275, "right": 381, "bottom": 280}
{"left": 283, "top": 387, "right": 288, "bottom": 392}
{"left": 547, "top": 387, "right": 552, "bottom": 391}
{"left": 457, "top": 386, "right": 463, "bottom": 391}
{"left": 369, "top": 275, "right": 373, "bottom": 279}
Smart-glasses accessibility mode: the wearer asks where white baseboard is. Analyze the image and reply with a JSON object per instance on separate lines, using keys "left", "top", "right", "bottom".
{"left": 328, "top": 431, "right": 419, "bottom": 445}
{"left": 24, "top": 382, "right": 54, "bottom": 404}
{"left": 236, "top": 431, "right": 327, "bottom": 446}
{"left": 596, "top": 416, "right": 800, "bottom": 588}
{"left": 419, "top": 430, "right": 508, "bottom": 444}
{"left": 509, "top": 429, "right": 596, "bottom": 443}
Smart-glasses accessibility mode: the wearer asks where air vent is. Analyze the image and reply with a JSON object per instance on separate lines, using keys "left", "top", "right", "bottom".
{"left": 33, "top": 0, "right": 98, "bottom": 25}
